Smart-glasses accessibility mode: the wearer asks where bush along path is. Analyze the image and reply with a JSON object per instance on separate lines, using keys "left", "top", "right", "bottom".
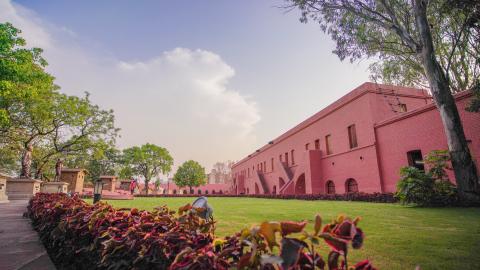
{"left": 26, "top": 193, "right": 376, "bottom": 270}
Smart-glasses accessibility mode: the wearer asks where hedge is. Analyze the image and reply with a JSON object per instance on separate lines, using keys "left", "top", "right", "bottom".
{"left": 26, "top": 193, "right": 377, "bottom": 270}
{"left": 132, "top": 192, "right": 397, "bottom": 203}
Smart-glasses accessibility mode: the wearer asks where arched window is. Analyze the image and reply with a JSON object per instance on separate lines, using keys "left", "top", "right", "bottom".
{"left": 272, "top": 185, "right": 277, "bottom": 195}
{"left": 219, "top": 190, "right": 223, "bottom": 194}
{"left": 247, "top": 188, "right": 249, "bottom": 194}
{"left": 212, "top": 190, "right": 216, "bottom": 194}
{"left": 345, "top": 178, "right": 358, "bottom": 193}
{"left": 198, "top": 189, "right": 202, "bottom": 194}
{"left": 183, "top": 190, "right": 187, "bottom": 194}
{"left": 190, "top": 189, "right": 194, "bottom": 194}
{"left": 205, "top": 190, "right": 209, "bottom": 195}
{"left": 173, "top": 189, "right": 177, "bottom": 194}
{"left": 326, "top": 180, "right": 335, "bottom": 195}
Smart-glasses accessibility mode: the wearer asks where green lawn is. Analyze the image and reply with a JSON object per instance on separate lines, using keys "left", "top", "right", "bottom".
{"left": 92, "top": 197, "right": 480, "bottom": 270}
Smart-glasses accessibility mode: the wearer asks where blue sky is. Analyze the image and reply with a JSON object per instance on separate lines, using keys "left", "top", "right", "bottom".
{"left": 2, "top": 0, "right": 370, "bottom": 172}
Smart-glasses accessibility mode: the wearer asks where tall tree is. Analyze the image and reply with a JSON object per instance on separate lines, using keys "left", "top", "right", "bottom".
{"left": 174, "top": 160, "right": 206, "bottom": 193}
{"left": 0, "top": 22, "right": 56, "bottom": 177}
{"left": 120, "top": 143, "right": 173, "bottom": 195}
{"left": 286, "top": 0, "right": 480, "bottom": 201}
{"left": 29, "top": 93, "right": 118, "bottom": 179}
{"left": 0, "top": 23, "right": 118, "bottom": 178}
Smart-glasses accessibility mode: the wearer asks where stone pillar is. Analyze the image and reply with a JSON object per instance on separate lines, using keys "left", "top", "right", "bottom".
{"left": 6, "top": 178, "right": 42, "bottom": 200}
{"left": 0, "top": 174, "right": 9, "bottom": 203}
{"left": 41, "top": 182, "right": 69, "bottom": 194}
{"left": 60, "top": 168, "right": 86, "bottom": 193}
{"left": 100, "top": 175, "right": 117, "bottom": 192}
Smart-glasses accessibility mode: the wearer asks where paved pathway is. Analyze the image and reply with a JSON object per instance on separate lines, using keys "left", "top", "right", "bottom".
{"left": 0, "top": 200, "right": 56, "bottom": 270}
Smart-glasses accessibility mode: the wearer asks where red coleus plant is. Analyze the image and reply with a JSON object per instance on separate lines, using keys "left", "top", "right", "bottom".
{"left": 26, "top": 193, "right": 376, "bottom": 270}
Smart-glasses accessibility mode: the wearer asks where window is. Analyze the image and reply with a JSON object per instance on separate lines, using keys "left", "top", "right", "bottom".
{"left": 399, "top": 103, "right": 407, "bottom": 112}
{"left": 248, "top": 168, "right": 250, "bottom": 177}
{"left": 407, "top": 150, "right": 425, "bottom": 171}
{"left": 271, "top": 158, "right": 274, "bottom": 171}
{"left": 291, "top": 150, "right": 295, "bottom": 165}
{"left": 279, "top": 154, "right": 282, "bottom": 162}
{"left": 285, "top": 152, "right": 289, "bottom": 166}
{"left": 345, "top": 178, "right": 358, "bottom": 193}
{"left": 325, "top": 135, "right": 332, "bottom": 155}
{"left": 205, "top": 190, "right": 209, "bottom": 195}
{"left": 198, "top": 190, "right": 202, "bottom": 194}
{"left": 326, "top": 180, "right": 335, "bottom": 195}
{"left": 263, "top": 161, "right": 266, "bottom": 172}
{"left": 348, "top": 124, "right": 358, "bottom": 149}
{"left": 315, "top": 139, "right": 320, "bottom": 150}
{"left": 212, "top": 190, "right": 216, "bottom": 194}
{"left": 173, "top": 189, "right": 177, "bottom": 194}
{"left": 305, "top": 143, "right": 310, "bottom": 150}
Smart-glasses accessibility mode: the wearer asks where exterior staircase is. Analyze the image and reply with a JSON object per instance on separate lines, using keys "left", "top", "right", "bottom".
{"left": 256, "top": 171, "right": 270, "bottom": 194}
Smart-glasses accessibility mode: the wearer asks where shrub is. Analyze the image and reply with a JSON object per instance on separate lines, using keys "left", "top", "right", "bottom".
{"left": 396, "top": 167, "right": 436, "bottom": 206}
{"left": 130, "top": 192, "right": 397, "bottom": 203}
{"left": 396, "top": 150, "right": 458, "bottom": 206}
{"left": 26, "top": 193, "right": 376, "bottom": 269}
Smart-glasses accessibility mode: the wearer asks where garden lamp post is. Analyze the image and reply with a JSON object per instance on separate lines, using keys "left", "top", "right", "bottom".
{"left": 93, "top": 179, "right": 104, "bottom": 204}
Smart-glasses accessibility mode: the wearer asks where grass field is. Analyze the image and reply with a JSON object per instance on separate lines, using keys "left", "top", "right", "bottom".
{"left": 94, "top": 197, "right": 480, "bottom": 270}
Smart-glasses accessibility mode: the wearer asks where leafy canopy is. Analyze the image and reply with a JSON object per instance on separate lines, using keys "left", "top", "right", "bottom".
{"left": 287, "top": 0, "right": 480, "bottom": 92}
{"left": 0, "top": 22, "right": 118, "bottom": 177}
{"left": 173, "top": 160, "right": 206, "bottom": 189}
{"left": 120, "top": 143, "right": 173, "bottom": 194}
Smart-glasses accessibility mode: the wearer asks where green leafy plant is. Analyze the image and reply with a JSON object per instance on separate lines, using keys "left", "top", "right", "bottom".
{"left": 396, "top": 150, "right": 458, "bottom": 206}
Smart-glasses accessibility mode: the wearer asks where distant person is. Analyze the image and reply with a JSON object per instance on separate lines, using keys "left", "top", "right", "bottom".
{"left": 129, "top": 179, "right": 137, "bottom": 195}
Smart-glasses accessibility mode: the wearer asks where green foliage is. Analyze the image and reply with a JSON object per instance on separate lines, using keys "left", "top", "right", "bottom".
{"left": 424, "top": 149, "right": 451, "bottom": 180}
{"left": 396, "top": 150, "right": 457, "bottom": 206}
{"left": 173, "top": 160, "right": 206, "bottom": 190}
{"left": 288, "top": 0, "right": 480, "bottom": 93}
{"left": 0, "top": 23, "right": 118, "bottom": 177}
{"left": 466, "top": 80, "right": 480, "bottom": 112}
{"left": 396, "top": 167, "right": 437, "bottom": 206}
{"left": 120, "top": 143, "right": 173, "bottom": 194}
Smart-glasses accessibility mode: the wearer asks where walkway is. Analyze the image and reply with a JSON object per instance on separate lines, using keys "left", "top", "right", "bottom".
{"left": 0, "top": 200, "right": 56, "bottom": 270}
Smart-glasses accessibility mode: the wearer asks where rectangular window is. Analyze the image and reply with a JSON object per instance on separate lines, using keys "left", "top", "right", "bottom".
{"left": 271, "top": 158, "right": 274, "bottom": 171}
{"left": 348, "top": 124, "right": 358, "bottom": 149}
{"left": 325, "top": 135, "right": 332, "bottom": 155}
{"left": 285, "top": 152, "right": 289, "bottom": 166}
{"left": 291, "top": 150, "right": 295, "bottom": 165}
{"left": 315, "top": 139, "right": 320, "bottom": 150}
{"left": 305, "top": 143, "right": 309, "bottom": 150}
{"left": 407, "top": 150, "right": 424, "bottom": 171}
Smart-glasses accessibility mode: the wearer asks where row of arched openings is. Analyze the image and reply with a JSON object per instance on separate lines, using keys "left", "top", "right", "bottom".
{"left": 325, "top": 178, "right": 358, "bottom": 194}
{"left": 167, "top": 189, "right": 224, "bottom": 195}
{"left": 243, "top": 177, "right": 358, "bottom": 195}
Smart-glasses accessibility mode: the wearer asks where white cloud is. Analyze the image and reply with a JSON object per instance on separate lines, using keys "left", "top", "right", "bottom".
{"left": 0, "top": 0, "right": 260, "bottom": 171}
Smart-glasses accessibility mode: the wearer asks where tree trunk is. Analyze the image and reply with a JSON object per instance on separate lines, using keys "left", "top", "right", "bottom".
{"left": 414, "top": 0, "right": 479, "bottom": 201}
{"left": 145, "top": 179, "right": 149, "bottom": 195}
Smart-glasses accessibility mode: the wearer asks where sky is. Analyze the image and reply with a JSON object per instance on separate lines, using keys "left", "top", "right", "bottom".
{"left": 1, "top": 0, "right": 370, "bottom": 173}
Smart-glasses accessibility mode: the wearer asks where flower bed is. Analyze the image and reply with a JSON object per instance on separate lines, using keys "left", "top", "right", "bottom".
{"left": 132, "top": 192, "right": 397, "bottom": 203}
{"left": 26, "top": 193, "right": 376, "bottom": 269}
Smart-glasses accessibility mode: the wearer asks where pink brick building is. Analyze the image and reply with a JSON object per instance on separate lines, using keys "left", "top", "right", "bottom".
{"left": 231, "top": 83, "right": 480, "bottom": 195}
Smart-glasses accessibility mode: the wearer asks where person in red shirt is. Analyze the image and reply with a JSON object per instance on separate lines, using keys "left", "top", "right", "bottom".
{"left": 129, "top": 179, "right": 137, "bottom": 195}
